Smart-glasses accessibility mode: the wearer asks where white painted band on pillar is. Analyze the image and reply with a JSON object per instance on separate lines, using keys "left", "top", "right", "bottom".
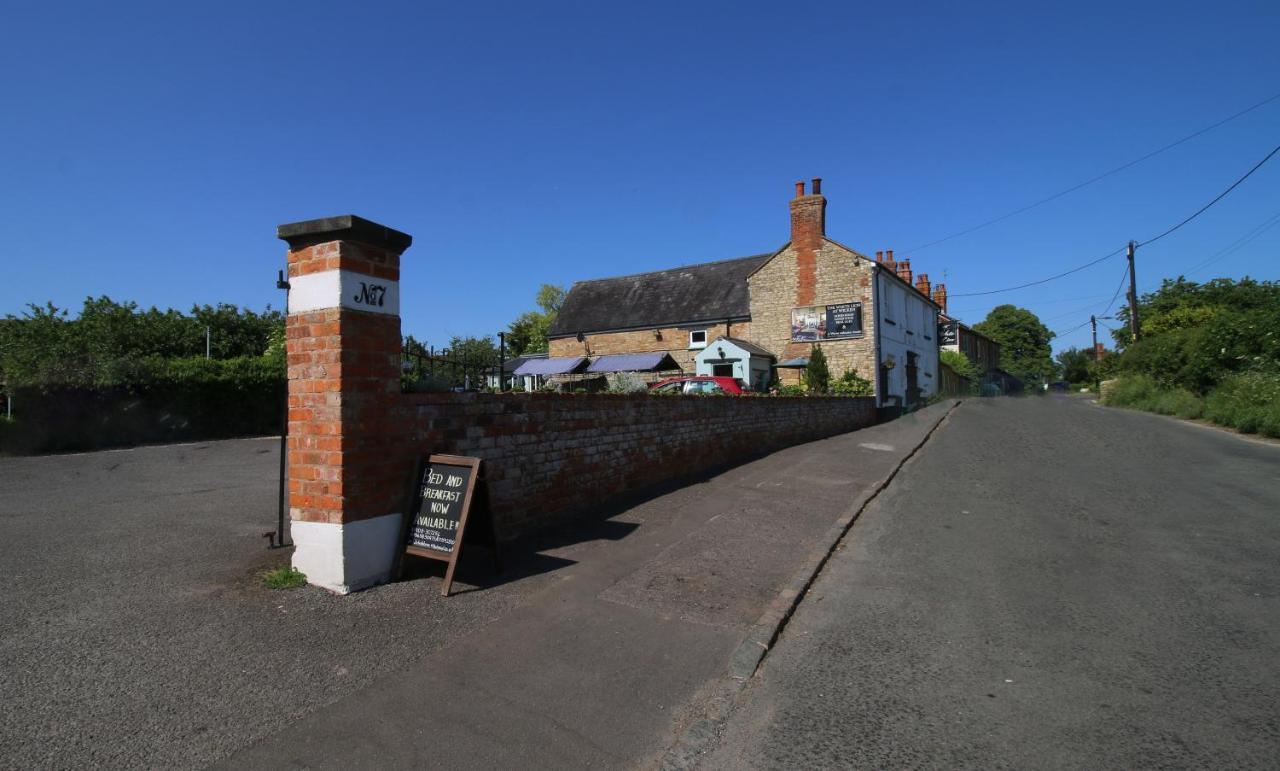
{"left": 291, "top": 512, "right": 404, "bottom": 594}
{"left": 288, "top": 269, "right": 401, "bottom": 316}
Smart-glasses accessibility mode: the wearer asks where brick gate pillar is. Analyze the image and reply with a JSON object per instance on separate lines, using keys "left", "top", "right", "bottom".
{"left": 277, "top": 215, "right": 413, "bottom": 593}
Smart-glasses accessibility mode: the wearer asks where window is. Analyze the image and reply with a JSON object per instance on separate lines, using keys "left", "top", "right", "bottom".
{"left": 685, "top": 380, "right": 723, "bottom": 394}
{"left": 689, "top": 330, "right": 708, "bottom": 348}
{"left": 712, "top": 364, "right": 734, "bottom": 377}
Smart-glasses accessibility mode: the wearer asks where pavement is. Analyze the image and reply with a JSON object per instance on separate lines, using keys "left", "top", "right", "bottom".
{"left": 698, "top": 395, "right": 1280, "bottom": 769}
{"left": 0, "top": 402, "right": 953, "bottom": 769}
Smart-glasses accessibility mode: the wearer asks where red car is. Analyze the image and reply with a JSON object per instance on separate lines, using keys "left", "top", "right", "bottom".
{"left": 648, "top": 375, "right": 746, "bottom": 395}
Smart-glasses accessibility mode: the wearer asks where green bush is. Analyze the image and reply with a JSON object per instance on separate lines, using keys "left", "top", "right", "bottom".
{"left": 829, "top": 369, "right": 874, "bottom": 397}
{"left": 777, "top": 384, "right": 808, "bottom": 397}
{"left": 606, "top": 372, "right": 649, "bottom": 394}
{"left": 939, "top": 349, "right": 980, "bottom": 383}
{"left": 1103, "top": 372, "right": 1280, "bottom": 437}
{"left": 1204, "top": 371, "right": 1280, "bottom": 437}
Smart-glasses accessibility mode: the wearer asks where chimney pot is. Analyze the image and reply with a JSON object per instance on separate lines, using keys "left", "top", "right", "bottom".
{"left": 886, "top": 249, "right": 894, "bottom": 263}
{"left": 915, "top": 272, "right": 931, "bottom": 297}
{"left": 795, "top": 181, "right": 805, "bottom": 198}
{"left": 811, "top": 177, "right": 822, "bottom": 195}
{"left": 875, "top": 250, "right": 883, "bottom": 262}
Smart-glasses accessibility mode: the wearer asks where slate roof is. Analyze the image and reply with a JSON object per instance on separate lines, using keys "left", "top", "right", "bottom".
{"left": 708, "top": 336, "right": 777, "bottom": 359}
{"left": 548, "top": 253, "right": 772, "bottom": 337}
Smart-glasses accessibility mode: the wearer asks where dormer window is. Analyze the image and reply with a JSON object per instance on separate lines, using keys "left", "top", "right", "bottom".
{"left": 689, "top": 330, "right": 708, "bottom": 349}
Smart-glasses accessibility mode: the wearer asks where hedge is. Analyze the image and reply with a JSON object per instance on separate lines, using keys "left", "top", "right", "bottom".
{"left": 0, "top": 356, "right": 284, "bottom": 455}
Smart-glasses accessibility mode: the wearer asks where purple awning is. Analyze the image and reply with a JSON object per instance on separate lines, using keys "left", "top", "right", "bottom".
{"left": 587, "top": 353, "right": 681, "bottom": 373}
{"left": 512, "top": 356, "right": 589, "bottom": 376}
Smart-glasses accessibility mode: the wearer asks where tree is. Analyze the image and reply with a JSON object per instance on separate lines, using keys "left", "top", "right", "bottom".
{"left": 1111, "top": 277, "right": 1280, "bottom": 393}
{"left": 1055, "top": 347, "right": 1093, "bottom": 384}
{"left": 0, "top": 297, "right": 283, "bottom": 387}
{"left": 804, "top": 346, "right": 831, "bottom": 394}
{"left": 506, "top": 283, "right": 567, "bottom": 356}
{"left": 974, "top": 305, "right": 1055, "bottom": 385}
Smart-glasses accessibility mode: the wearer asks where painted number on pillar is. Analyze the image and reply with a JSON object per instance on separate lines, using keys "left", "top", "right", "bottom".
{"left": 353, "top": 282, "right": 386, "bottom": 308}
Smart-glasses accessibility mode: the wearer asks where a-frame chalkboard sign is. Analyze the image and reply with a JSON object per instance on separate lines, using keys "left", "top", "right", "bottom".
{"left": 396, "top": 454, "right": 500, "bottom": 596}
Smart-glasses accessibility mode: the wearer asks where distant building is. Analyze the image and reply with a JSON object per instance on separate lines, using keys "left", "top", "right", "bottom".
{"left": 546, "top": 179, "right": 942, "bottom": 406}
{"left": 938, "top": 315, "right": 1001, "bottom": 376}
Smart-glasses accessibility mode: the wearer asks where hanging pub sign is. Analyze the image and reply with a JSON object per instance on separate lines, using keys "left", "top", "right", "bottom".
{"left": 939, "top": 321, "right": 958, "bottom": 346}
{"left": 791, "top": 301, "right": 863, "bottom": 341}
{"left": 397, "top": 454, "right": 499, "bottom": 596}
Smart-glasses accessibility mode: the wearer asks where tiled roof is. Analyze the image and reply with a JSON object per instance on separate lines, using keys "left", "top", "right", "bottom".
{"left": 548, "top": 253, "right": 772, "bottom": 337}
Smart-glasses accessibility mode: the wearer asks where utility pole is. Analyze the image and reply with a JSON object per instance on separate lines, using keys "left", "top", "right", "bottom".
{"left": 205, "top": 326, "right": 211, "bottom": 359}
{"left": 1126, "top": 241, "right": 1141, "bottom": 344}
{"left": 1091, "top": 314, "right": 1100, "bottom": 394}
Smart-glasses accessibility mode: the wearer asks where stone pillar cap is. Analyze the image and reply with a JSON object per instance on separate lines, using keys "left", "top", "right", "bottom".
{"left": 277, "top": 215, "right": 412, "bottom": 252}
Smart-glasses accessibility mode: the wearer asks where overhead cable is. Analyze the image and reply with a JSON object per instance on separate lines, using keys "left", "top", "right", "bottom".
{"left": 1137, "top": 143, "right": 1280, "bottom": 247}
{"left": 951, "top": 142, "right": 1280, "bottom": 300}
{"left": 902, "top": 90, "right": 1280, "bottom": 256}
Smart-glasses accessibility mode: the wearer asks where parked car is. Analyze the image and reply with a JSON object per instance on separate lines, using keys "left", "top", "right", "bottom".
{"left": 648, "top": 375, "right": 746, "bottom": 395}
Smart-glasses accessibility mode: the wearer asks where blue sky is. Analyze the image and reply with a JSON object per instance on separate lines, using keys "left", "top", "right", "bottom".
{"left": 2, "top": 0, "right": 1277, "bottom": 354}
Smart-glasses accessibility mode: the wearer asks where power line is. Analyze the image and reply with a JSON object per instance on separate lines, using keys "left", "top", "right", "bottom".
{"left": 1138, "top": 143, "right": 1280, "bottom": 247}
{"left": 1054, "top": 318, "right": 1093, "bottom": 338}
{"left": 949, "top": 247, "right": 1124, "bottom": 298}
{"left": 950, "top": 141, "right": 1280, "bottom": 300}
{"left": 902, "top": 89, "right": 1280, "bottom": 256}
{"left": 1181, "top": 208, "right": 1280, "bottom": 277}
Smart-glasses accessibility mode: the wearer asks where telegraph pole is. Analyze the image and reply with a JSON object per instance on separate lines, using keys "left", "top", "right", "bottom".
{"left": 1126, "top": 241, "right": 1141, "bottom": 343}
{"left": 1090, "top": 314, "right": 1100, "bottom": 393}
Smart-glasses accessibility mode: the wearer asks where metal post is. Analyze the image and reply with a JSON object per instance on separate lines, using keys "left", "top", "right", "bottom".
{"left": 205, "top": 326, "right": 211, "bottom": 359}
{"left": 273, "top": 269, "right": 290, "bottom": 549}
{"left": 498, "top": 332, "right": 506, "bottom": 391}
{"left": 1127, "top": 241, "right": 1141, "bottom": 344}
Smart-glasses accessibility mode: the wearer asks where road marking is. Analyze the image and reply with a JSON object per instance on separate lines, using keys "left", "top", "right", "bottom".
{"left": 858, "top": 443, "right": 895, "bottom": 452}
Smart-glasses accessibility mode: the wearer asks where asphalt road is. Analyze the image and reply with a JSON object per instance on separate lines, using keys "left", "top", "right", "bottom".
{"left": 0, "top": 438, "right": 548, "bottom": 769}
{"left": 0, "top": 405, "right": 952, "bottom": 769}
{"left": 702, "top": 396, "right": 1280, "bottom": 769}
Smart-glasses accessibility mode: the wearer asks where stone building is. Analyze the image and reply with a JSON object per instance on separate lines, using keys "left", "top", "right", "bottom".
{"left": 547, "top": 179, "right": 942, "bottom": 407}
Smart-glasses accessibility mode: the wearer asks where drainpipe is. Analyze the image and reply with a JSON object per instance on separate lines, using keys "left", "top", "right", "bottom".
{"left": 873, "top": 266, "right": 882, "bottom": 409}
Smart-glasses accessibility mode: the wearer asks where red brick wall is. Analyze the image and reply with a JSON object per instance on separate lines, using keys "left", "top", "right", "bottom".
{"left": 393, "top": 392, "right": 876, "bottom": 538}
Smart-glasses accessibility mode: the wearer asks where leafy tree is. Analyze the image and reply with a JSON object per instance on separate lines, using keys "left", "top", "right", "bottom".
{"left": 505, "top": 284, "right": 567, "bottom": 356}
{"left": 804, "top": 346, "right": 831, "bottom": 394}
{"left": 1111, "top": 277, "right": 1280, "bottom": 393}
{"left": 0, "top": 297, "right": 282, "bottom": 387}
{"left": 974, "top": 305, "right": 1055, "bottom": 384}
{"left": 1055, "top": 347, "right": 1094, "bottom": 384}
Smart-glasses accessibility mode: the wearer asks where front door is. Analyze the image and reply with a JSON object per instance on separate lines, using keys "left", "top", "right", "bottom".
{"left": 905, "top": 352, "right": 920, "bottom": 407}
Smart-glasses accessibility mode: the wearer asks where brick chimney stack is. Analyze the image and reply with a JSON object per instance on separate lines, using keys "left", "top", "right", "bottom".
{"left": 883, "top": 249, "right": 896, "bottom": 270}
{"left": 895, "top": 258, "right": 913, "bottom": 286}
{"left": 790, "top": 178, "right": 826, "bottom": 249}
{"left": 791, "top": 178, "right": 826, "bottom": 307}
{"left": 915, "top": 272, "right": 931, "bottom": 297}
{"left": 931, "top": 283, "right": 948, "bottom": 313}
